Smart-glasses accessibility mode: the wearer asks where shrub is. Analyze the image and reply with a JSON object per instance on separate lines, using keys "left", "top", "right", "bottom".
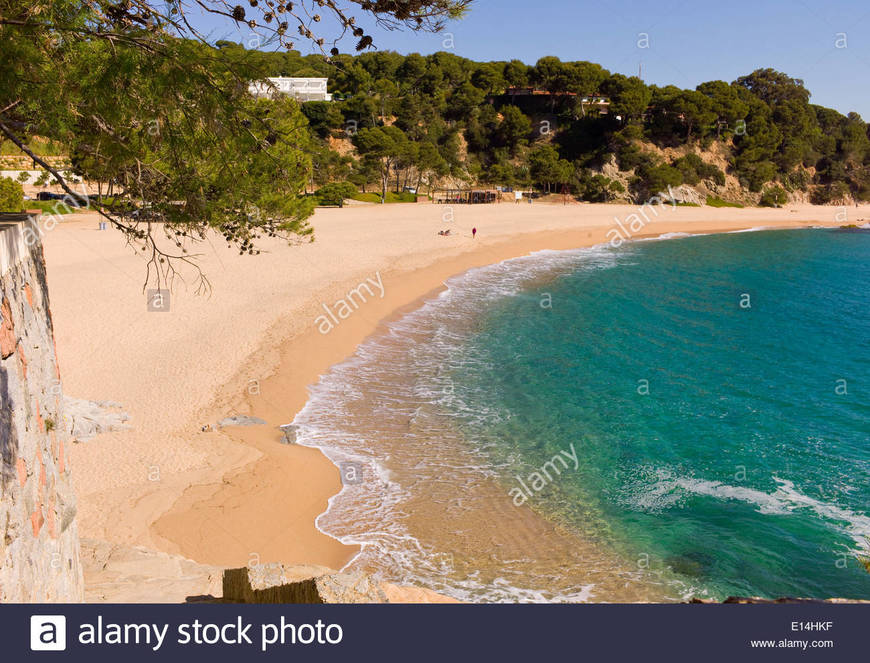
{"left": 0, "top": 176, "right": 24, "bottom": 212}
{"left": 706, "top": 196, "right": 744, "bottom": 208}
{"left": 759, "top": 186, "right": 787, "bottom": 207}
{"left": 615, "top": 141, "right": 653, "bottom": 171}
{"left": 575, "top": 170, "right": 622, "bottom": 202}
{"left": 699, "top": 162, "right": 726, "bottom": 186}
{"left": 315, "top": 181, "right": 358, "bottom": 207}
{"left": 672, "top": 154, "right": 725, "bottom": 187}
{"left": 636, "top": 162, "right": 683, "bottom": 196}
{"left": 351, "top": 191, "right": 417, "bottom": 204}
{"left": 783, "top": 170, "right": 810, "bottom": 192}
{"left": 738, "top": 160, "right": 778, "bottom": 193}
{"left": 810, "top": 181, "right": 850, "bottom": 205}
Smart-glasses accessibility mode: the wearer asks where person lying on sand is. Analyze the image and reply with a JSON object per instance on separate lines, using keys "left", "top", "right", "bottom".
{"left": 438, "top": 229, "right": 452, "bottom": 236}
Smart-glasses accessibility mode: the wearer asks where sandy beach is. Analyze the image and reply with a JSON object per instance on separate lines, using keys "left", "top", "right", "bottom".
{"left": 40, "top": 200, "right": 855, "bottom": 598}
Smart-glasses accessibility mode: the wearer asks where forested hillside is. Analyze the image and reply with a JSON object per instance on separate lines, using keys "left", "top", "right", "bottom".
{"left": 227, "top": 43, "right": 870, "bottom": 206}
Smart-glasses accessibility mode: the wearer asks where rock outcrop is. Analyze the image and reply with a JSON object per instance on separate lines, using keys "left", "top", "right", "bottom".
{"left": 63, "top": 397, "right": 130, "bottom": 442}
{"left": 0, "top": 214, "right": 83, "bottom": 601}
{"left": 222, "top": 564, "right": 459, "bottom": 604}
{"left": 81, "top": 538, "right": 222, "bottom": 603}
{"left": 223, "top": 564, "right": 389, "bottom": 604}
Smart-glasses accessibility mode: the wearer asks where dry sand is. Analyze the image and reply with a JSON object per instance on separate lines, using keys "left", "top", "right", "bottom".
{"left": 41, "top": 201, "right": 856, "bottom": 599}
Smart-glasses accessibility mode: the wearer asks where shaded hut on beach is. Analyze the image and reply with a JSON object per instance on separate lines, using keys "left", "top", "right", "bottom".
{"left": 434, "top": 188, "right": 501, "bottom": 204}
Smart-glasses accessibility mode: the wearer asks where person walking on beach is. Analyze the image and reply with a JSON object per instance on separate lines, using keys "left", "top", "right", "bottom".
{"left": 472, "top": 227, "right": 477, "bottom": 239}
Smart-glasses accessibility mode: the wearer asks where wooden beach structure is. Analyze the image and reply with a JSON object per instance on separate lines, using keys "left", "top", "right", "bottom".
{"left": 433, "top": 188, "right": 501, "bottom": 204}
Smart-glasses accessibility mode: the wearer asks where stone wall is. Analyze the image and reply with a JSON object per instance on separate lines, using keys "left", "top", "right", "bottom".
{"left": 0, "top": 214, "right": 83, "bottom": 602}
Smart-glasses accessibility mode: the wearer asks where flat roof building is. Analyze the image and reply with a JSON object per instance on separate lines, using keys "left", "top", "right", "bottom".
{"left": 249, "top": 77, "right": 332, "bottom": 102}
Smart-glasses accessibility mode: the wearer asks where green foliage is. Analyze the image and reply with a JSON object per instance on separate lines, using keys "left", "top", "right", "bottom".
{"left": 315, "top": 181, "right": 358, "bottom": 207}
{"left": 782, "top": 169, "right": 811, "bottom": 192}
{"left": 351, "top": 191, "right": 417, "bottom": 204}
{"left": 672, "top": 154, "right": 725, "bottom": 186}
{"left": 0, "top": 138, "right": 66, "bottom": 157}
{"left": 759, "top": 186, "right": 788, "bottom": 207}
{"left": 634, "top": 162, "right": 683, "bottom": 197}
{"left": 497, "top": 105, "right": 532, "bottom": 154}
{"left": 528, "top": 144, "right": 573, "bottom": 192}
{"left": 0, "top": 0, "right": 470, "bottom": 286}
{"left": 352, "top": 125, "right": 415, "bottom": 201}
{"left": 696, "top": 81, "right": 749, "bottom": 136}
{"left": 648, "top": 88, "right": 716, "bottom": 144}
{"left": 0, "top": 177, "right": 24, "bottom": 212}
{"left": 26, "top": 200, "right": 77, "bottom": 214}
{"left": 706, "top": 196, "right": 744, "bottom": 208}
{"left": 302, "top": 102, "right": 346, "bottom": 139}
{"left": 600, "top": 74, "right": 652, "bottom": 124}
{"left": 614, "top": 139, "right": 654, "bottom": 172}
{"left": 810, "top": 181, "right": 851, "bottom": 205}
{"left": 575, "top": 170, "right": 624, "bottom": 202}
{"left": 739, "top": 160, "right": 779, "bottom": 193}
{"left": 1, "top": 0, "right": 865, "bottom": 296}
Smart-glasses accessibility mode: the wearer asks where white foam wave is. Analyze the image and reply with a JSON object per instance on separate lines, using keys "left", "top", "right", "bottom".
{"left": 637, "top": 231, "right": 706, "bottom": 242}
{"left": 629, "top": 468, "right": 870, "bottom": 555}
{"left": 725, "top": 226, "right": 770, "bottom": 233}
{"left": 290, "top": 228, "right": 833, "bottom": 601}
{"left": 291, "top": 241, "right": 633, "bottom": 602}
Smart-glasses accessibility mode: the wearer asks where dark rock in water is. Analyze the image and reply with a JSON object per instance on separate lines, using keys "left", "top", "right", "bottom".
{"left": 279, "top": 424, "right": 298, "bottom": 445}
{"left": 691, "top": 596, "right": 870, "bottom": 604}
{"left": 835, "top": 224, "right": 870, "bottom": 233}
{"left": 666, "top": 551, "right": 715, "bottom": 578}
{"left": 217, "top": 415, "right": 268, "bottom": 428}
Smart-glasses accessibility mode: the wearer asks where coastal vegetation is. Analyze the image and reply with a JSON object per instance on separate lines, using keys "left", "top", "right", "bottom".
{"left": 266, "top": 50, "right": 869, "bottom": 207}
{"left": 2, "top": 1, "right": 869, "bottom": 281}
{"left": 0, "top": 0, "right": 470, "bottom": 287}
{"left": 0, "top": 176, "right": 24, "bottom": 212}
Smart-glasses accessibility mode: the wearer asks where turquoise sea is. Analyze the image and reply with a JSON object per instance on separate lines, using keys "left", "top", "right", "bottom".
{"left": 295, "top": 227, "right": 870, "bottom": 602}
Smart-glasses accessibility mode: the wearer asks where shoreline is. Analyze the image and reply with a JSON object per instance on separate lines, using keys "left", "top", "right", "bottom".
{"left": 43, "top": 203, "right": 851, "bottom": 599}
{"left": 151, "top": 214, "right": 842, "bottom": 578}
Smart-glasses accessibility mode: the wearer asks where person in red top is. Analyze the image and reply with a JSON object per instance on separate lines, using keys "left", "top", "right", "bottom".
{"left": 472, "top": 227, "right": 477, "bottom": 239}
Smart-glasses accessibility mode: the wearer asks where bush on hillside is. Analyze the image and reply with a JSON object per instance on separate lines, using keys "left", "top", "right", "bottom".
{"left": 615, "top": 140, "right": 654, "bottom": 172}
{"left": 635, "top": 162, "right": 683, "bottom": 197}
{"left": 575, "top": 170, "right": 624, "bottom": 202}
{"left": 673, "top": 154, "right": 726, "bottom": 186}
{"left": 809, "top": 181, "right": 850, "bottom": 205}
{"left": 759, "top": 186, "right": 787, "bottom": 207}
{"left": 706, "top": 196, "right": 744, "bottom": 208}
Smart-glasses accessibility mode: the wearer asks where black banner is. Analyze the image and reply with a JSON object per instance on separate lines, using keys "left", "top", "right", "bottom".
{"left": 6, "top": 603, "right": 867, "bottom": 661}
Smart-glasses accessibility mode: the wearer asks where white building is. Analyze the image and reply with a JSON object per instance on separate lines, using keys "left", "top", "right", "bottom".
{"left": 248, "top": 77, "right": 332, "bottom": 102}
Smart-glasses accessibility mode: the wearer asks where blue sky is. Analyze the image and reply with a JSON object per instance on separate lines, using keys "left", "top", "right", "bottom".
{"left": 194, "top": 0, "right": 870, "bottom": 118}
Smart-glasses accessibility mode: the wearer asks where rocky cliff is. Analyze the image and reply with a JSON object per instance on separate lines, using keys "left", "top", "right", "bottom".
{"left": 0, "top": 214, "right": 83, "bottom": 602}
